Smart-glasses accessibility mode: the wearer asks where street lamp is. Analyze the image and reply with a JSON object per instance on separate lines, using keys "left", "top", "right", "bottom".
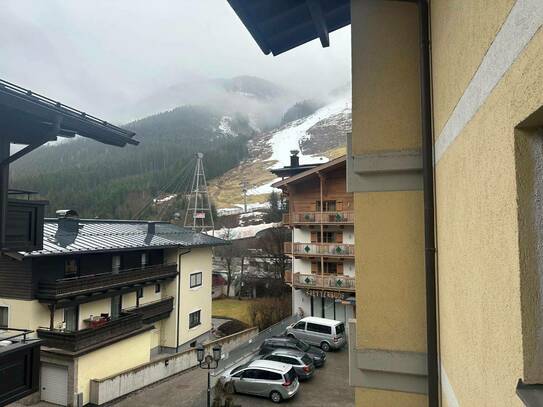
{"left": 196, "top": 343, "right": 222, "bottom": 407}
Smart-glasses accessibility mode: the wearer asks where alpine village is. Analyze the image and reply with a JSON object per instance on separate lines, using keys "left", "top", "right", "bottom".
{"left": 1, "top": 2, "right": 543, "bottom": 407}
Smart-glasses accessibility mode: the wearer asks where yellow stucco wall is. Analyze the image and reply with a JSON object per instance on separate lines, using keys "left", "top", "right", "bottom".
{"left": 78, "top": 298, "right": 111, "bottom": 329}
{"left": 0, "top": 298, "right": 62, "bottom": 332}
{"left": 178, "top": 247, "right": 213, "bottom": 345}
{"left": 435, "top": 22, "right": 543, "bottom": 407}
{"left": 351, "top": 0, "right": 420, "bottom": 154}
{"left": 351, "top": 1, "right": 426, "bottom": 406}
{"left": 431, "top": 0, "right": 516, "bottom": 136}
{"left": 76, "top": 330, "right": 151, "bottom": 405}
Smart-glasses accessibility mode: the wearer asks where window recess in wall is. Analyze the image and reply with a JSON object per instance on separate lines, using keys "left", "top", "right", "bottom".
{"left": 190, "top": 272, "right": 202, "bottom": 288}
{"left": 515, "top": 105, "right": 543, "bottom": 404}
{"left": 189, "top": 310, "right": 201, "bottom": 328}
{"left": 0, "top": 306, "right": 8, "bottom": 328}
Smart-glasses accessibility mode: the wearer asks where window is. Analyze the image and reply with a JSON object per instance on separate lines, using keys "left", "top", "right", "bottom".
{"left": 316, "top": 200, "right": 336, "bottom": 212}
{"left": 190, "top": 272, "right": 203, "bottom": 288}
{"left": 293, "top": 321, "right": 306, "bottom": 330}
{"left": 64, "top": 307, "right": 77, "bottom": 332}
{"left": 307, "top": 322, "right": 332, "bottom": 334}
{"left": 0, "top": 306, "right": 8, "bottom": 328}
{"left": 141, "top": 253, "right": 148, "bottom": 268}
{"left": 112, "top": 255, "right": 121, "bottom": 273}
{"left": 111, "top": 296, "right": 122, "bottom": 319}
{"left": 64, "top": 258, "right": 78, "bottom": 277}
{"left": 137, "top": 287, "right": 144, "bottom": 299}
{"left": 242, "top": 369, "right": 258, "bottom": 379}
{"left": 258, "top": 370, "right": 282, "bottom": 381}
{"left": 189, "top": 310, "right": 201, "bottom": 328}
{"left": 311, "top": 262, "right": 338, "bottom": 274}
{"left": 155, "top": 283, "right": 161, "bottom": 293}
{"left": 335, "top": 323, "right": 345, "bottom": 334}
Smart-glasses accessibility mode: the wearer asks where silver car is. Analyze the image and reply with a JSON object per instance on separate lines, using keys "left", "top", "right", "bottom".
{"left": 286, "top": 317, "right": 346, "bottom": 351}
{"left": 258, "top": 349, "right": 316, "bottom": 380}
{"left": 220, "top": 359, "right": 299, "bottom": 403}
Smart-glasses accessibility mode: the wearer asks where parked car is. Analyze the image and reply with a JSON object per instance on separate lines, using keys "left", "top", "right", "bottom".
{"left": 258, "top": 349, "right": 316, "bottom": 380}
{"left": 286, "top": 317, "right": 346, "bottom": 351}
{"left": 219, "top": 359, "right": 299, "bottom": 403}
{"left": 259, "top": 336, "right": 326, "bottom": 367}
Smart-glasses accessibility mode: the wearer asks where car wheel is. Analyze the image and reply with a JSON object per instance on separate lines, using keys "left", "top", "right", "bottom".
{"left": 321, "top": 341, "right": 331, "bottom": 352}
{"left": 270, "top": 390, "right": 283, "bottom": 403}
{"left": 287, "top": 333, "right": 295, "bottom": 339}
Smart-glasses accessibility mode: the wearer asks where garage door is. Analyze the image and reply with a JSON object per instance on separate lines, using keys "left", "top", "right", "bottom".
{"left": 41, "top": 363, "right": 68, "bottom": 406}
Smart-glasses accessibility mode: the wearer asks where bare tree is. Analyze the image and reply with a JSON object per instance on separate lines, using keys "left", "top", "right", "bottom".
{"left": 256, "top": 227, "right": 290, "bottom": 281}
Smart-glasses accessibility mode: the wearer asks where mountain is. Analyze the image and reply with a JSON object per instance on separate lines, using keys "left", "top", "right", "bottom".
{"left": 208, "top": 95, "right": 352, "bottom": 209}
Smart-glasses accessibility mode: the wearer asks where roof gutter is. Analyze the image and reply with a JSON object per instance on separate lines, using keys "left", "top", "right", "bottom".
{"left": 415, "top": 1, "right": 439, "bottom": 405}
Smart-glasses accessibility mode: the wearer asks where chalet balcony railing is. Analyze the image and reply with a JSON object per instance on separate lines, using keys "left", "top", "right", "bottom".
{"left": 123, "top": 296, "right": 174, "bottom": 324}
{"left": 292, "top": 272, "right": 355, "bottom": 291}
{"left": 36, "top": 263, "right": 178, "bottom": 301}
{"left": 285, "top": 242, "right": 355, "bottom": 257}
{"left": 286, "top": 211, "right": 354, "bottom": 225}
{"left": 36, "top": 313, "right": 142, "bottom": 352}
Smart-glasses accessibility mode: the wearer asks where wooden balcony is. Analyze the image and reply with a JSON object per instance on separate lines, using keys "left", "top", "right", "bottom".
{"left": 284, "top": 242, "right": 355, "bottom": 258}
{"left": 284, "top": 211, "right": 354, "bottom": 226}
{"left": 292, "top": 272, "right": 355, "bottom": 292}
{"left": 123, "top": 296, "right": 174, "bottom": 324}
{"left": 37, "top": 313, "right": 143, "bottom": 352}
{"left": 36, "top": 263, "right": 178, "bottom": 301}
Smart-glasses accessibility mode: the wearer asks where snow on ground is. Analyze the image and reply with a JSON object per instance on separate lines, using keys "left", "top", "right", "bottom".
{"left": 246, "top": 178, "right": 281, "bottom": 196}
{"left": 267, "top": 97, "right": 351, "bottom": 169}
{"left": 216, "top": 202, "right": 271, "bottom": 217}
{"left": 210, "top": 222, "right": 280, "bottom": 240}
{"left": 218, "top": 116, "right": 237, "bottom": 137}
{"left": 153, "top": 194, "right": 177, "bottom": 204}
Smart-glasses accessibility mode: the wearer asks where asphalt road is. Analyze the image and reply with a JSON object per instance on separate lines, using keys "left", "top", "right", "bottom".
{"left": 113, "top": 345, "right": 354, "bottom": 407}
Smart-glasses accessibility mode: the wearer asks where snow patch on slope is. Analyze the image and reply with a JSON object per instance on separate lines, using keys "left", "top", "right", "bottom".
{"left": 211, "top": 222, "right": 280, "bottom": 240}
{"left": 267, "top": 98, "right": 351, "bottom": 169}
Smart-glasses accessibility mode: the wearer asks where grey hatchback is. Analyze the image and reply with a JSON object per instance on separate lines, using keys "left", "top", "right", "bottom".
{"left": 220, "top": 359, "right": 299, "bottom": 403}
{"left": 258, "top": 349, "right": 316, "bottom": 380}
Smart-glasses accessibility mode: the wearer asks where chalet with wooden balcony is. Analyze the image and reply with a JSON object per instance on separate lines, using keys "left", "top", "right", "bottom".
{"left": 0, "top": 211, "right": 225, "bottom": 406}
{"left": 273, "top": 155, "right": 355, "bottom": 323}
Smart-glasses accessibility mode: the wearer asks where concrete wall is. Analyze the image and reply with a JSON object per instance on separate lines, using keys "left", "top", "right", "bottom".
{"left": 77, "top": 330, "right": 152, "bottom": 405}
{"left": 432, "top": 1, "right": 543, "bottom": 405}
{"left": 350, "top": 1, "right": 426, "bottom": 405}
{"left": 89, "top": 327, "right": 258, "bottom": 406}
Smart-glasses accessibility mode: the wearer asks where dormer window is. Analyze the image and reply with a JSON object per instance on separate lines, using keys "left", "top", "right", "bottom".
{"left": 65, "top": 258, "right": 78, "bottom": 277}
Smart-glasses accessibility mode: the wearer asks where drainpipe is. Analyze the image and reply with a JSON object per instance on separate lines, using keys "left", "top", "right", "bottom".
{"left": 414, "top": 1, "right": 439, "bottom": 406}
{"left": 176, "top": 249, "right": 191, "bottom": 351}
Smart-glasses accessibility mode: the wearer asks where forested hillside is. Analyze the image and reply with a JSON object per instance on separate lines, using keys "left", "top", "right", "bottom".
{"left": 11, "top": 105, "right": 254, "bottom": 219}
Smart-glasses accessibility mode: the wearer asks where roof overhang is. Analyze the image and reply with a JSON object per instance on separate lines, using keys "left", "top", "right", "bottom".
{"left": 0, "top": 79, "right": 138, "bottom": 148}
{"left": 272, "top": 155, "right": 346, "bottom": 188}
{"left": 227, "top": 0, "right": 350, "bottom": 56}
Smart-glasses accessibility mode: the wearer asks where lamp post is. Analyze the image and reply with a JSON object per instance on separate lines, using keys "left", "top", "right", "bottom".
{"left": 196, "top": 343, "right": 222, "bottom": 407}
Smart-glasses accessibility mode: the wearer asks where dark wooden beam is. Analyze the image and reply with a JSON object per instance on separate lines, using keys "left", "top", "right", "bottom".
{"left": 306, "top": 0, "right": 329, "bottom": 47}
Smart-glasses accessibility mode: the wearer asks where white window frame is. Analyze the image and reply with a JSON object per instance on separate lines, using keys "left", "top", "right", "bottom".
{"left": 190, "top": 272, "right": 203, "bottom": 289}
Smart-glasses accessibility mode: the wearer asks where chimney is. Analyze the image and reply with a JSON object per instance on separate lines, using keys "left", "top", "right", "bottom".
{"left": 290, "top": 150, "right": 300, "bottom": 167}
{"left": 56, "top": 209, "right": 79, "bottom": 232}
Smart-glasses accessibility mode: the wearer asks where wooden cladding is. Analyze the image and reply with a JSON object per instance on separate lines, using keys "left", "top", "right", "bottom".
{"left": 123, "top": 296, "right": 174, "bottom": 324}
{"left": 287, "top": 211, "right": 355, "bottom": 225}
{"left": 0, "top": 255, "right": 33, "bottom": 299}
{"left": 3, "top": 199, "right": 46, "bottom": 252}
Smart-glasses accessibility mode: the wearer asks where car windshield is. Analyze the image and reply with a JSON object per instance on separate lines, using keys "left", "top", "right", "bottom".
{"left": 231, "top": 362, "right": 249, "bottom": 375}
{"left": 336, "top": 323, "right": 345, "bottom": 334}
{"left": 295, "top": 339, "right": 311, "bottom": 352}
{"left": 301, "top": 354, "right": 312, "bottom": 365}
{"left": 284, "top": 367, "right": 297, "bottom": 383}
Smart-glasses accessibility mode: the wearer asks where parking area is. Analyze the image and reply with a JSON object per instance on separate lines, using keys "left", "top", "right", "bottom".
{"left": 111, "top": 346, "right": 353, "bottom": 407}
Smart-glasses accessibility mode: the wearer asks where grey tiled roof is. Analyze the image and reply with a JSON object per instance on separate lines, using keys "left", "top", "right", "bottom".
{"left": 18, "top": 219, "right": 226, "bottom": 257}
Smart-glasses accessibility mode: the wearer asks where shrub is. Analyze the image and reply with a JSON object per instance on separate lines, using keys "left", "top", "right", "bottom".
{"left": 248, "top": 296, "right": 291, "bottom": 330}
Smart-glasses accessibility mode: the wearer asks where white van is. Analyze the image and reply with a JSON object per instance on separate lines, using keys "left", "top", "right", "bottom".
{"left": 285, "top": 317, "right": 346, "bottom": 351}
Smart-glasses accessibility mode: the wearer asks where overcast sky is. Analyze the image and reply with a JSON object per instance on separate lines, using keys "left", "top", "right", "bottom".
{"left": 0, "top": 1, "right": 351, "bottom": 122}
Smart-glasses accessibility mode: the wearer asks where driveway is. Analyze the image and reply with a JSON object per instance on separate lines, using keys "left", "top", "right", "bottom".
{"left": 112, "top": 346, "right": 354, "bottom": 407}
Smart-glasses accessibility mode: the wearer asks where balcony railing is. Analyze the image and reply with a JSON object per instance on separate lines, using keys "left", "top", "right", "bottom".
{"left": 285, "top": 242, "right": 355, "bottom": 257}
{"left": 37, "top": 313, "right": 142, "bottom": 352}
{"left": 292, "top": 272, "right": 355, "bottom": 291}
{"left": 284, "top": 211, "right": 354, "bottom": 225}
{"left": 37, "top": 263, "right": 178, "bottom": 301}
{"left": 123, "top": 296, "right": 174, "bottom": 324}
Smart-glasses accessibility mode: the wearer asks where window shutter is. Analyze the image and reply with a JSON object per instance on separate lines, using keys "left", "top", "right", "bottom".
{"left": 311, "top": 232, "right": 317, "bottom": 243}
{"left": 337, "top": 200, "right": 343, "bottom": 211}
{"left": 311, "top": 262, "right": 318, "bottom": 273}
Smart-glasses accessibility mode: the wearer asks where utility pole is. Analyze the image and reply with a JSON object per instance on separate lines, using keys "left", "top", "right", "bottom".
{"left": 184, "top": 153, "right": 215, "bottom": 233}
{"left": 240, "top": 178, "right": 248, "bottom": 213}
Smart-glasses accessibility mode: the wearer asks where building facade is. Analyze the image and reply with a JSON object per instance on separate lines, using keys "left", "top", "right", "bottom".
{"left": 0, "top": 214, "right": 224, "bottom": 406}
{"left": 274, "top": 156, "right": 355, "bottom": 323}
{"left": 229, "top": 1, "right": 543, "bottom": 405}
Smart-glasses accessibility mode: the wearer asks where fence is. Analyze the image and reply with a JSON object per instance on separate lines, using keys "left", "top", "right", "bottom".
{"left": 89, "top": 327, "right": 257, "bottom": 405}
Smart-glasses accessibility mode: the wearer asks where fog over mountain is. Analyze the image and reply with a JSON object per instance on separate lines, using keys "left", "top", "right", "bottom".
{"left": 0, "top": 0, "right": 351, "bottom": 123}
